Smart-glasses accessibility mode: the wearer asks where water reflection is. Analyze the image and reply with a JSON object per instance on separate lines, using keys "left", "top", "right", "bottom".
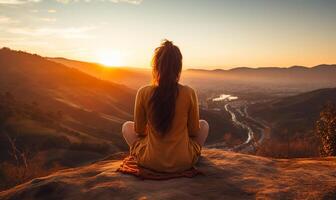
{"left": 212, "top": 94, "right": 238, "bottom": 102}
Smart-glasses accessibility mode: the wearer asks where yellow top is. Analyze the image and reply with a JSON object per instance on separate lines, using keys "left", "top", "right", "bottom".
{"left": 130, "top": 84, "right": 201, "bottom": 173}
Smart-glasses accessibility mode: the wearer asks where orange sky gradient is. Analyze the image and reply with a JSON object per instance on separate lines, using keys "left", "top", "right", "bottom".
{"left": 0, "top": 0, "right": 335, "bottom": 69}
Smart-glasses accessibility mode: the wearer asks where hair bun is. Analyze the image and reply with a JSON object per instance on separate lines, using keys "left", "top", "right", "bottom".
{"left": 162, "top": 39, "right": 173, "bottom": 47}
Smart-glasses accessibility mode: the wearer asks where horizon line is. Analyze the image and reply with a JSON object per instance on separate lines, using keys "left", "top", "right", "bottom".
{"left": 2, "top": 46, "right": 336, "bottom": 71}
{"left": 49, "top": 55, "right": 336, "bottom": 71}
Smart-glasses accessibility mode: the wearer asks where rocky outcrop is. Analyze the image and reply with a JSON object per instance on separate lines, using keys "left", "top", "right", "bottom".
{"left": 1, "top": 149, "right": 336, "bottom": 200}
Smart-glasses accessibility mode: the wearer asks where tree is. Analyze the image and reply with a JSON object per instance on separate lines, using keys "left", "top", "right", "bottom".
{"left": 316, "top": 103, "right": 336, "bottom": 156}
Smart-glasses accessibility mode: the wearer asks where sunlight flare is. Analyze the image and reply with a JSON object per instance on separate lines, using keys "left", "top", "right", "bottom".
{"left": 96, "top": 50, "right": 123, "bottom": 67}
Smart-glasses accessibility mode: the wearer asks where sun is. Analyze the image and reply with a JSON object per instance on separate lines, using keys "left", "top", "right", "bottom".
{"left": 97, "top": 50, "right": 123, "bottom": 67}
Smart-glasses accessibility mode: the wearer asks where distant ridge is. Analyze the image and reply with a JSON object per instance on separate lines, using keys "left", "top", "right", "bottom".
{"left": 48, "top": 57, "right": 151, "bottom": 89}
{"left": 187, "top": 64, "right": 336, "bottom": 72}
{"left": 184, "top": 63, "right": 336, "bottom": 89}
{"left": 48, "top": 56, "right": 149, "bottom": 71}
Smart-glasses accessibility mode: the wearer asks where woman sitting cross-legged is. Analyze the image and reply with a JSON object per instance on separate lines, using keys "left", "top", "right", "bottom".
{"left": 122, "top": 40, "right": 209, "bottom": 173}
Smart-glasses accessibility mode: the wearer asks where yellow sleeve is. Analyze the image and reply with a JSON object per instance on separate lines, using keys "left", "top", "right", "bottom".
{"left": 188, "top": 88, "right": 200, "bottom": 136}
{"left": 134, "top": 88, "right": 147, "bottom": 135}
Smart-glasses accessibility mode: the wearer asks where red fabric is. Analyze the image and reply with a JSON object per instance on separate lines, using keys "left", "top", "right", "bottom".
{"left": 116, "top": 156, "right": 203, "bottom": 180}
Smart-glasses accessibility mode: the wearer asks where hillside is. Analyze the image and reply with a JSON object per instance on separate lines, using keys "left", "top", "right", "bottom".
{"left": 1, "top": 148, "right": 336, "bottom": 200}
{"left": 0, "top": 47, "right": 135, "bottom": 147}
{"left": 0, "top": 48, "right": 136, "bottom": 189}
{"left": 0, "top": 48, "right": 135, "bottom": 119}
{"left": 249, "top": 88, "right": 336, "bottom": 158}
{"left": 250, "top": 88, "right": 336, "bottom": 134}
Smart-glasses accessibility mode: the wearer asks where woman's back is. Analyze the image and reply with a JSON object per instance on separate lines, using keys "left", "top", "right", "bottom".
{"left": 131, "top": 84, "right": 201, "bottom": 172}
{"left": 122, "top": 39, "right": 208, "bottom": 173}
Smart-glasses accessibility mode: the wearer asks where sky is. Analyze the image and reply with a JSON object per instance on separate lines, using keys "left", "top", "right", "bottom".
{"left": 0, "top": 0, "right": 336, "bottom": 69}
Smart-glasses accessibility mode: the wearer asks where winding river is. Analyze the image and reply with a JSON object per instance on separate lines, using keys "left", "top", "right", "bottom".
{"left": 206, "top": 94, "right": 269, "bottom": 153}
{"left": 224, "top": 104, "right": 253, "bottom": 145}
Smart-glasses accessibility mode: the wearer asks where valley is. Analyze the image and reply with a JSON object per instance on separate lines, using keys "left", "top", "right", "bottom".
{"left": 202, "top": 93, "right": 269, "bottom": 153}
{"left": 200, "top": 87, "right": 336, "bottom": 158}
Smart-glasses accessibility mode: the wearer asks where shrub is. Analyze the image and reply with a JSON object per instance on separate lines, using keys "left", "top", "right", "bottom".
{"left": 0, "top": 154, "right": 62, "bottom": 191}
{"left": 256, "top": 135, "right": 319, "bottom": 158}
{"left": 316, "top": 103, "right": 336, "bottom": 156}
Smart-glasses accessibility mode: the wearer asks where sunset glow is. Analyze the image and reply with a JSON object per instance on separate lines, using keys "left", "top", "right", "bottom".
{"left": 97, "top": 50, "right": 123, "bottom": 67}
{"left": 0, "top": 0, "right": 335, "bottom": 68}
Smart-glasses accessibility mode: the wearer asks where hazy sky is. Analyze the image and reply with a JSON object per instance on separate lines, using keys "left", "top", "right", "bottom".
{"left": 0, "top": 0, "right": 336, "bottom": 69}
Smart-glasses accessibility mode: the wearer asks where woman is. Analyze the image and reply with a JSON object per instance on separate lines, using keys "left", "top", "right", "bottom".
{"left": 122, "top": 40, "right": 209, "bottom": 173}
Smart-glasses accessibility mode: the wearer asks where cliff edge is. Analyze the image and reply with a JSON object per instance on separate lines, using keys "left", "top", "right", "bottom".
{"left": 1, "top": 149, "right": 336, "bottom": 200}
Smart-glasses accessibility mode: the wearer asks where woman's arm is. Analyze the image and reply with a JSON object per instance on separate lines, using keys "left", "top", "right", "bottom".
{"left": 134, "top": 87, "right": 147, "bottom": 136}
{"left": 188, "top": 88, "right": 201, "bottom": 136}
